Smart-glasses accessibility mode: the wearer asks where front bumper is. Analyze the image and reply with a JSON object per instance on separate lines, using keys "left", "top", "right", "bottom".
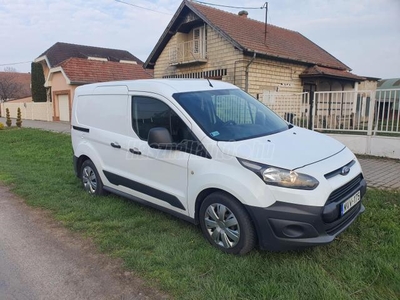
{"left": 245, "top": 177, "right": 367, "bottom": 251}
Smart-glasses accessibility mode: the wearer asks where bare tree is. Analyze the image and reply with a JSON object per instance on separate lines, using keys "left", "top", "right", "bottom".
{"left": 0, "top": 67, "right": 24, "bottom": 101}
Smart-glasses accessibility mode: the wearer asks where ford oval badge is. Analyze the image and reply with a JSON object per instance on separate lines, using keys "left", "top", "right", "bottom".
{"left": 341, "top": 166, "right": 351, "bottom": 176}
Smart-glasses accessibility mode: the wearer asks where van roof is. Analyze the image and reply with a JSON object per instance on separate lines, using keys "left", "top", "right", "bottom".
{"left": 75, "top": 79, "right": 239, "bottom": 96}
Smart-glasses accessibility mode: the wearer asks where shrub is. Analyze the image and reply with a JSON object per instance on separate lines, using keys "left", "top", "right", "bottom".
{"left": 16, "top": 107, "right": 22, "bottom": 128}
{"left": 31, "top": 62, "right": 47, "bottom": 102}
{"left": 0, "top": 122, "right": 4, "bottom": 130}
{"left": 5, "top": 108, "right": 12, "bottom": 127}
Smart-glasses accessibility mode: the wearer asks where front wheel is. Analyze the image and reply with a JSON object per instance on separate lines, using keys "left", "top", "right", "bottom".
{"left": 199, "top": 192, "right": 256, "bottom": 255}
{"left": 81, "top": 160, "right": 106, "bottom": 195}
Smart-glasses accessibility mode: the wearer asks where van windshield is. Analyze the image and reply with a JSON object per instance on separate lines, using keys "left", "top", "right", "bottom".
{"left": 173, "top": 89, "right": 288, "bottom": 141}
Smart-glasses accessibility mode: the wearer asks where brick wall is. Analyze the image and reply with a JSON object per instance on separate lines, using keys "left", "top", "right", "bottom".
{"left": 245, "top": 57, "right": 307, "bottom": 98}
{"left": 357, "top": 80, "right": 378, "bottom": 91}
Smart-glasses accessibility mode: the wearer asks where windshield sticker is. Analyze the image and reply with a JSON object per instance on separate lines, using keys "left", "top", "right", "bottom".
{"left": 210, "top": 131, "right": 220, "bottom": 137}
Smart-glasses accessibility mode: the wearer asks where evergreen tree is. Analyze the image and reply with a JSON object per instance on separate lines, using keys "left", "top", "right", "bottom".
{"left": 16, "top": 107, "right": 22, "bottom": 128}
{"left": 5, "top": 108, "right": 12, "bottom": 127}
{"left": 31, "top": 62, "right": 47, "bottom": 102}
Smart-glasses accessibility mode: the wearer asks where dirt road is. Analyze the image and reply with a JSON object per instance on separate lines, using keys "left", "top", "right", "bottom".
{"left": 0, "top": 185, "right": 167, "bottom": 300}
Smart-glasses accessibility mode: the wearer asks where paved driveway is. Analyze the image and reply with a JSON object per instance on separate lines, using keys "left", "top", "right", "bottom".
{"left": 0, "top": 117, "right": 70, "bottom": 134}
{"left": 357, "top": 157, "right": 400, "bottom": 190}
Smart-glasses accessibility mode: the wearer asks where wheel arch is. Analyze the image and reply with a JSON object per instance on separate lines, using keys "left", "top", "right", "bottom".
{"left": 76, "top": 154, "right": 91, "bottom": 178}
{"left": 194, "top": 188, "right": 249, "bottom": 225}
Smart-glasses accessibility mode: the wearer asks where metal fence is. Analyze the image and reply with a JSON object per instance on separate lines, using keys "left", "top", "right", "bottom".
{"left": 313, "top": 89, "right": 400, "bottom": 135}
{"left": 260, "top": 89, "right": 400, "bottom": 136}
{"left": 374, "top": 89, "right": 400, "bottom": 134}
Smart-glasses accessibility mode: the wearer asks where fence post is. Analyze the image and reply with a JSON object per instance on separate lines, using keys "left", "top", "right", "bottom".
{"left": 311, "top": 92, "right": 317, "bottom": 131}
{"left": 367, "top": 90, "right": 376, "bottom": 136}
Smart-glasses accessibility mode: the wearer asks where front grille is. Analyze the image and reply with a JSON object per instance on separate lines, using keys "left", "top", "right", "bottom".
{"left": 326, "top": 174, "right": 363, "bottom": 204}
{"left": 324, "top": 160, "right": 356, "bottom": 179}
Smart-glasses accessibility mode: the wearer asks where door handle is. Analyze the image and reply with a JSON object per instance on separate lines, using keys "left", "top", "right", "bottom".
{"left": 129, "top": 148, "right": 141, "bottom": 155}
{"left": 110, "top": 142, "right": 121, "bottom": 149}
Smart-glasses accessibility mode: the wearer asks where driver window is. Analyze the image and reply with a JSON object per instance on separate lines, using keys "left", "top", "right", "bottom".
{"left": 131, "top": 96, "right": 194, "bottom": 144}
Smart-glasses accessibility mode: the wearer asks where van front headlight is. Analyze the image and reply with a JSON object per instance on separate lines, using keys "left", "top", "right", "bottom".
{"left": 237, "top": 158, "right": 319, "bottom": 190}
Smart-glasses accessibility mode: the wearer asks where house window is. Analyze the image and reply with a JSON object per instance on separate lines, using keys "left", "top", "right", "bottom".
{"left": 193, "top": 28, "right": 200, "bottom": 54}
{"left": 192, "top": 25, "right": 207, "bottom": 57}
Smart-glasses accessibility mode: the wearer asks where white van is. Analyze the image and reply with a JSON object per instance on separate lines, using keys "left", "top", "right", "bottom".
{"left": 71, "top": 79, "right": 366, "bottom": 254}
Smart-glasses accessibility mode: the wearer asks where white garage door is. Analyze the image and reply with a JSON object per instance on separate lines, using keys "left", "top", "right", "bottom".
{"left": 58, "top": 95, "right": 70, "bottom": 121}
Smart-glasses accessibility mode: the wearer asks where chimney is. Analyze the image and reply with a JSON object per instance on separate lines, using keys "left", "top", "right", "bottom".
{"left": 238, "top": 10, "right": 248, "bottom": 18}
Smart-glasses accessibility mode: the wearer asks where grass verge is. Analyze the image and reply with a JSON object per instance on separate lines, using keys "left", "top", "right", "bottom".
{"left": 0, "top": 128, "right": 399, "bottom": 299}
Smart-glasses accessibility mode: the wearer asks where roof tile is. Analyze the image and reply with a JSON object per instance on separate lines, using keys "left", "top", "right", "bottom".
{"left": 188, "top": 1, "right": 349, "bottom": 70}
{"left": 59, "top": 58, "right": 153, "bottom": 84}
{"left": 300, "top": 65, "right": 364, "bottom": 80}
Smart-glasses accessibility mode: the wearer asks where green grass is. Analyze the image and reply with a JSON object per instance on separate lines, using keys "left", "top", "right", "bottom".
{"left": 0, "top": 128, "right": 399, "bottom": 299}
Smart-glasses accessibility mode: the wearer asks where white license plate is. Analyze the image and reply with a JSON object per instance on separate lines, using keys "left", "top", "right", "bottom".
{"left": 341, "top": 191, "right": 361, "bottom": 216}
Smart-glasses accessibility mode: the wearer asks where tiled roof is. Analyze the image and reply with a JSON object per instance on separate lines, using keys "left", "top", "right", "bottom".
{"left": 145, "top": 0, "right": 350, "bottom": 70}
{"left": 59, "top": 58, "right": 153, "bottom": 84}
{"left": 0, "top": 72, "right": 31, "bottom": 99}
{"left": 37, "top": 42, "right": 143, "bottom": 68}
{"left": 300, "top": 65, "right": 364, "bottom": 81}
{"left": 189, "top": 2, "right": 349, "bottom": 70}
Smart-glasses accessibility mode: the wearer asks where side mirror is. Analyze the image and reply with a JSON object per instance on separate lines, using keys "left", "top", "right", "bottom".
{"left": 148, "top": 127, "right": 176, "bottom": 150}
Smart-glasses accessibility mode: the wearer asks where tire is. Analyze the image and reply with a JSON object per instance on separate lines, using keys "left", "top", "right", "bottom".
{"left": 80, "top": 160, "right": 106, "bottom": 196}
{"left": 199, "top": 192, "right": 256, "bottom": 255}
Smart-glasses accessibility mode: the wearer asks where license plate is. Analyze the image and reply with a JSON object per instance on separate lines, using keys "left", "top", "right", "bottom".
{"left": 341, "top": 191, "right": 361, "bottom": 216}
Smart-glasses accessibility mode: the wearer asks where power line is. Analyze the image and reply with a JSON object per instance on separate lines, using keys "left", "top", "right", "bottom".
{"left": 0, "top": 61, "right": 32, "bottom": 67}
{"left": 114, "top": 0, "right": 173, "bottom": 15}
{"left": 193, "top": 1, "right": 265, "bottom": 10}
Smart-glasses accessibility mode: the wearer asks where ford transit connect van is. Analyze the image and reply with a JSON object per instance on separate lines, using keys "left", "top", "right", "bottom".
{"left": 71, "top": 79, "right": 366, "bottom": 254}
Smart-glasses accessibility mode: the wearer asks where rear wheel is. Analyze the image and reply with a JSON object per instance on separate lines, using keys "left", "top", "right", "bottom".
{"left": 81, "top": 160, "right": 106, "bottom": 195}
{"left": 199, "top": 192, "right": 256, "bottom": 255}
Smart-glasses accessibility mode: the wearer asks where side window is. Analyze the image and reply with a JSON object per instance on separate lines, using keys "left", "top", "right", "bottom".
{"left": 131, "top": 96, "right": 192, "bottom": 143}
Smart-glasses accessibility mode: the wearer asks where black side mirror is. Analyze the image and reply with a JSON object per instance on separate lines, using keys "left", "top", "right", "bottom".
{"left": 148, "top": 127, "right": 176, "bottom": 150}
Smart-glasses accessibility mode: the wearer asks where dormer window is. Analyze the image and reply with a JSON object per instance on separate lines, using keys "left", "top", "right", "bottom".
{"left": 119, "top": 60, "right": 138, "bottom": 64}
{"left": 88, "top": 57, "right": 108, "bottom": 62}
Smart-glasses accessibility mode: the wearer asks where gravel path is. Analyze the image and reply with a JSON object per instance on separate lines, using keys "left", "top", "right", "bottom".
{"left": 0, "top": 185, "right": 168, "bottom": 300}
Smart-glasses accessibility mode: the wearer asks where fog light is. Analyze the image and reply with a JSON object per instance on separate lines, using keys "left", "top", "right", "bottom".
{"left": 282, "top": 225, "right": 305, "bottom": 238}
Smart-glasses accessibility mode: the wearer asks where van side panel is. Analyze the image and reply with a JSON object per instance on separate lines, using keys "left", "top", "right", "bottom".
{"left": 75, "top": 94, "right": 130, "bottom": 136}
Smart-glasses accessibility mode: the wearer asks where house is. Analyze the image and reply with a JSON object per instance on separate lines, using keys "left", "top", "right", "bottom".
{"left": 0, "top": 71, "right": 31, "bottom": 101}
{"left": 145, "top": 0, "right": 364, "bottom": 101}
{"left": 35, "top": 42, "right": 153, "bottom": 121}
{"left": 0, "top": 72, "right": 32, "bottom": 118}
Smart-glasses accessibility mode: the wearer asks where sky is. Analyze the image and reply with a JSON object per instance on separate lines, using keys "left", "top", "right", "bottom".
{"left": 0, "top": 0, "right": 399, "bottom": 79}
